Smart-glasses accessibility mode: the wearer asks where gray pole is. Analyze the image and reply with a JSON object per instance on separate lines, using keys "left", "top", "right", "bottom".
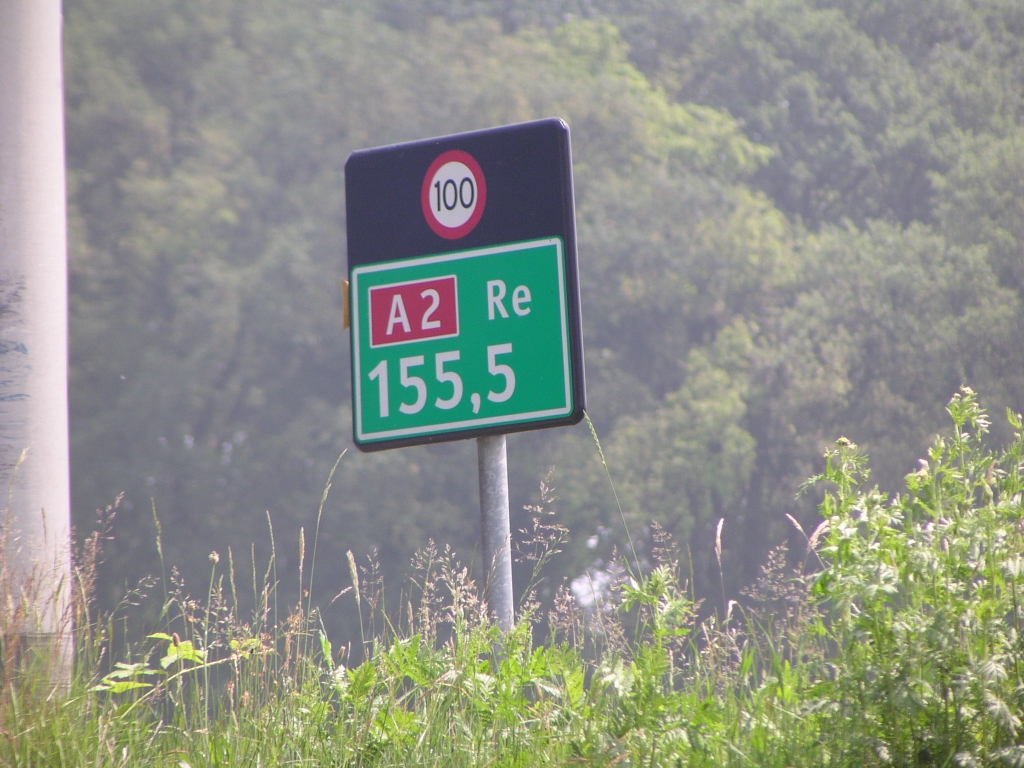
{"left": 0, "top": 0, "right": 73, "bottom": 685}
{"left": 477, "top": 434, "right": 513, "bottom": 632}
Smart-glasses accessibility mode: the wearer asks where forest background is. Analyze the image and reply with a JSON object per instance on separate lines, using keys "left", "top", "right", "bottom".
{"left": 64, "top": 0, "right": 1024, "bottom": 646}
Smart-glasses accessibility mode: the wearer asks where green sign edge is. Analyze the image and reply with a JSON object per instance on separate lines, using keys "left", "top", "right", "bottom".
{"left": 351, "top": 236, "right": 573, "bottom": 443}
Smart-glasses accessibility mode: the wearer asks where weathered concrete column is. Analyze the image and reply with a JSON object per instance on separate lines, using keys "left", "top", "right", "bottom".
{"left": 0, "top": 0, "right": 73, "bottom": 686}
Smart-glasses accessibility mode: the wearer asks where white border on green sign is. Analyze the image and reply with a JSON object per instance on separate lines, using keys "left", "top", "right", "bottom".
{"left": 352, "top": 237, "right": 572, "bottom": 442}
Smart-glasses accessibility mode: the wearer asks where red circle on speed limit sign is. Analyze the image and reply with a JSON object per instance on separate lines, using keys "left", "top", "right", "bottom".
{"left": 421, "top": 150, "right": 487, "bottom": 239}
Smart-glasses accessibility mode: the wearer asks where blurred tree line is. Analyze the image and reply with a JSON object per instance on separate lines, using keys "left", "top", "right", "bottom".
{"left": 65, "top": 0, "right": 1024, "bottom": 639}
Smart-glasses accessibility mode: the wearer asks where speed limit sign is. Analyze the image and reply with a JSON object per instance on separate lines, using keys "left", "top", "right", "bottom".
{"left": 345, "top": 119, "right": 585, "bottom": 452}
{"left": 421, "top": 150, "right": 487, "bottom": 239}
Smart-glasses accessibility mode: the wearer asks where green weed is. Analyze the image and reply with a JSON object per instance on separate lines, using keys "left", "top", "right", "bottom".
{"left": 2, "top": 387, "right": 1022, "bottom": 766}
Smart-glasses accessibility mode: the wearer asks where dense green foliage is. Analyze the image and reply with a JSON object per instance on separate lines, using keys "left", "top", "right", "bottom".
{"left": 6, "top": 391, "right": 1024, "bottom": 765}
{"left": 64, "top": 0, "right": 1024, "bottom": 646}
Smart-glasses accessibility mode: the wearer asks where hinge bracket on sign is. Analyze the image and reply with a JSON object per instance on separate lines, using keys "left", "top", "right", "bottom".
{"left": 341, "top": 278, "right": 350, "bottom": 330}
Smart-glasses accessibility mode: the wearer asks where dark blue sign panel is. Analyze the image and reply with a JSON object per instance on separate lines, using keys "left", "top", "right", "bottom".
{"left": 345, "top": 119, "right": 586, "bottom": 452}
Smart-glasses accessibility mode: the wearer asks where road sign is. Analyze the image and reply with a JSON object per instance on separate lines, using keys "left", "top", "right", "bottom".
{"left": 345, "top": 119, "right": 585, "bottom": 451}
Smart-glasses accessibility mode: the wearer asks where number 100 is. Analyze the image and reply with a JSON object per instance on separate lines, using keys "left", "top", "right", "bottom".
{"left": 434, "top": 177, "right": 475, "bottom": 212}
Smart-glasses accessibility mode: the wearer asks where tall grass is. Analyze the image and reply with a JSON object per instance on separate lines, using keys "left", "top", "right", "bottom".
{"left": 2, "top": 387, "right": 1023, "bottom": 766}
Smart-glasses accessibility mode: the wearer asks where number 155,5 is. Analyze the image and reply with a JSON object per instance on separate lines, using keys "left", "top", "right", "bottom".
{"left": 366, "top": 344, "right": 515, "bottom": 418}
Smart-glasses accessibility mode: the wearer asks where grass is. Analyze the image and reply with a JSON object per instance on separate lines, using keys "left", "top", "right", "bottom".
{"left": 2, "top": 386, "right": 1023, "bottom": 766}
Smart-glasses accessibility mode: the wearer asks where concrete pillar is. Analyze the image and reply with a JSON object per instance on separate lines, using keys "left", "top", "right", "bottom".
{"left": 0, "top": 0, "right": 74, "bottom": 686}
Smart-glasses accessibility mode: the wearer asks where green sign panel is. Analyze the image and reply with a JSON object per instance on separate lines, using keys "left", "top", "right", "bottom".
{"left": 351, "top": 238, "right": 573, "bottom": 446}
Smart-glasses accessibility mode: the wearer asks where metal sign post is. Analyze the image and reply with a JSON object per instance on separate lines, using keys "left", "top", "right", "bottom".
{"left": 477, "top": 435, "right": 512, "bottom": 632}
{"left": 344, "top": 119, "right": 586, "bottom": 631}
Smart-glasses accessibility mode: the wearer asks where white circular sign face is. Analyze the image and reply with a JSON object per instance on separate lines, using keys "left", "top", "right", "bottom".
{"left": 421, "top": 149, "right": 487, "bottom": 240}
{"left": 427, "top": 161, "right": 478, "bottom": 229}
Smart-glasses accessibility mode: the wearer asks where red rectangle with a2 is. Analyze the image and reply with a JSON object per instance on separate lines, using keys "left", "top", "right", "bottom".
{"left": 369, "top": 275, "right": 459, "bottom": 347}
